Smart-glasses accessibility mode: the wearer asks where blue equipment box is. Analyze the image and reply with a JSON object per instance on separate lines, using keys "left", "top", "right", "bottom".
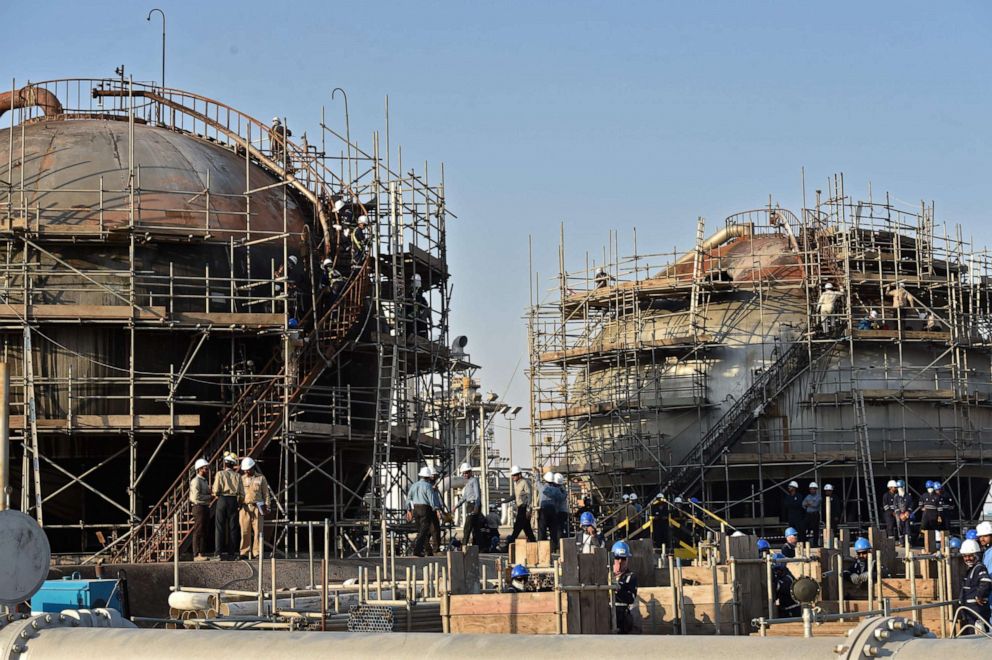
{"left": 31, "top": 574, "right": 122, "bottom": 613}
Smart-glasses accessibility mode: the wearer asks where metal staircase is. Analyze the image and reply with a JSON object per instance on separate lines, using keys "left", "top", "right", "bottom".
{"left": 665, "top": 335, "right": 830, "bottom": 498}
{"left": 113, "top": 261, "right": 371, "bottom": 563}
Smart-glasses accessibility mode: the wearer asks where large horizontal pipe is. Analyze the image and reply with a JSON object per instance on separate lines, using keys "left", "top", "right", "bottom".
{"left": 0, "top": 86, "right": 63, "bottom": 119}
{"left": 0, "top": 612, "right": 985, "bottom": 659}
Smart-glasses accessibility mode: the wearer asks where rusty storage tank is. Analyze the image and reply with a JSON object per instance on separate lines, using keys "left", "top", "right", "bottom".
{"left": 0, "top": 83, "right": 311, "bottom": 547}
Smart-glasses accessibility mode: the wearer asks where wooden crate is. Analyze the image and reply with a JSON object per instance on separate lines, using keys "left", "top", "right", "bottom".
{"left": 445, "top": 592, "right": 565, "bottom": 634}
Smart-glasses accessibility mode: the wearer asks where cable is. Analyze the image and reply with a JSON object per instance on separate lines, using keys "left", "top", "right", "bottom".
{"left": 950, "top": 604, "right": 992, "bottom": 638}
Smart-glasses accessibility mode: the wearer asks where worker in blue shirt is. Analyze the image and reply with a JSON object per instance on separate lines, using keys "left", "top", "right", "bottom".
{"left": 538, "top": 471, "right": 564, "bottom": 548}
{"left": 405, "top": 466, "right": 439, "bottom": 557}
{"left": 976, "top": 522, "right": 992, "bottom": 574}
{"left": 455, "top": 462, "right": 482, "bottom": 548}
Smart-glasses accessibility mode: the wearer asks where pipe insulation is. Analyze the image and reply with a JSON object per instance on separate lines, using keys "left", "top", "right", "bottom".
{"left": 0, "top": 613, "right": 986, "bottom": 659}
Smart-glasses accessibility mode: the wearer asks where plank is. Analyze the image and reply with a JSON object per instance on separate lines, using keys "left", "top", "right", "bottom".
{"left": 449, "top": 613, "right": 559, "bottom": 635}
{"left": 8, "top": 414, "right": 200, "bottom": 431}
{"left": 448, "top": 592, "right": 560, "bottom": 616}
{"left": 0, "top": 303, "right": 166, "bottom": 321}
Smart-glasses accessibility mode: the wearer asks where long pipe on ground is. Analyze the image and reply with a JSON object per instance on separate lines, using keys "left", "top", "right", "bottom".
{"left": 0, "top": 86, "right": 63, "bottom": 119}
{"left": 0, "top": 614, "right": 986, "bottom": 660}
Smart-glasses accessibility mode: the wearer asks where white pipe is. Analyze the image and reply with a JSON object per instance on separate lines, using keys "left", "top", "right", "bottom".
{"left": 167, "top": 592, "right": 213, "bottom": 612}
{"left": 663, "top": 223, "right": 754, "bottom": 274}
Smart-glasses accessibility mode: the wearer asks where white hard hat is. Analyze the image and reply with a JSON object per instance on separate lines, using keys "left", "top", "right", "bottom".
{"left": 976, "top": 521, "right": 992, "bottom": 537}
{"left": 788, "top": 481, "right": 799, "bottom": 489}
{"left": 459, "top": 462, "right": 472, "bottom": 474}
{"left": 241, "top": 457, "right": 256, "bottom": 471}
{"left": 553, "top": 473, "right": 564, "bottom": 485}
{"left": 288, "top": 255, "right": 298, "bottom": 265}
{"left": 622, "top": 493, "right": 630, "bottom": 501}
{"left": 629, "top": 493, "right": 638, "bottom": 501}
{"left": 357, "top": 215, "right": 369, "bottom": 225}
{"left": 322, "top": 258, "right": 333, "bottom": 268}
{"left": 823, "top": 484, "right": 834, "bottom": 491}
{"left": 674, "top": 497, "right": 683, "bottom": 503}
{"left": 418, "top": 466, "right": 433, "bottom": 478}
{"left": 272, "top": 116, "right": 280, "bottom": 123}
{"left": 731, "top": 531, "right": 746, "bottom": 537}
{"left": 887, "top": 480, "right": 898, "bottom": 488}
{"left": 961, "top": 539, "right": 982, "bottom": 555}
{"left": 543, "top": 471, "right": 555, "bottom": 483}
{"left": 808, "top": 482, "right": 818, "bottom": 489}
{"left": 870, "top": 310, "right": 879, "bottom": 319}
{"left": 510, "top": 465, "right": 522, "bottom": 476}
{"left": 333, "top": 199, "right": 346, "bottom": 212}
{"left": 824, "top": 282, "right": 834, "bottom": 290}
{"left": 194, "top": 458, "right": 209, "bottom": 470}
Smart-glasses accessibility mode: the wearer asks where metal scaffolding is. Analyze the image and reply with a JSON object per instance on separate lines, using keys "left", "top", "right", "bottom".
{"left": 0, "top": 77, "right": 454, "bottom": 561}
{"left": 528, "top": 178, "right": 992, "bottom": 534}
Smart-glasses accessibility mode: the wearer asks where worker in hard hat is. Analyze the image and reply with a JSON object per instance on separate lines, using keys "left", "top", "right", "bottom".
{"left": 816, "top": 282, "right": 844, "bottom": 334}
{"left": 956, "top": 538, "right": 991, "bottom": 635}
{"left": 575, "top": 512, "right": 605, "bottom": 554}
{"left": 822, "top": 483, "right": 840, "bottom": 532}
{"left": 621, "top": 493, "right": 638, "bottom": 526}
{"left": 211, "top": 452, "right": 245, "bottom": 560}
{"left": 269, "top": 116, "right": 292, "bottom": 166}
{"left": 238, "top": 457, "right": 271, "bottom": 560}
{"left": 611, "top": 541, "right": 638, "bottom": 634}
{"left": 594, "top": 267, "right": 613, "bottom": 289}
{"left": 630, "top": 492, "right": 642, "bottom": 515}
{"left": 505, "top": 564, "right": 533, "bottom": 593}
{"left": 553, "top": 473, "right": 570, "bottom": 539}
{"left": 782, "top": 481, "right": 804, "bottom": 542}
{"left": 650, "top": 493, "right": 670, "bottom": 550}
{"left": 405, "top": 466, "right": 439, "bottom": 557}
{"left": 802, "top": 482, "right": 821, "bottom": 547}
{"left": 892, "top": 480, "right": 913, "bottom": 543}
{"left": 350, "top": 214, "right": 370, "bottom": 265}
{"left": 977, "top": 521, "right": 992, "bottom": 573}
{"left": 947, "top": 537, "right": 962, "bottom": 553}
{"left": 771, "top": 553, "right": 800, "bottom": 618}
{"left": 454, "top": 463, "right": 482, "bottom": 548}
{"left": 503, "top": 465, "right": 536, "bottom": 543}
{"left": 538, "top": 471, "right": 564, "bottom": 548}
{"left": 882, "top": 480, "right": 899, "bottom": 539}
{"left": 189, "top": 458, "right": 211, "bottom": 561}
{"left": 781, "top": 527, "right": 799, "bottom": 558}
{"left": 934, "top": 482, "right": 954, "bottom": 531}
{"left": 843, "top": 538, "right": 879, "bottom": 586}
{"left": 757, "top": 538, "right": 771, "bottom": 557}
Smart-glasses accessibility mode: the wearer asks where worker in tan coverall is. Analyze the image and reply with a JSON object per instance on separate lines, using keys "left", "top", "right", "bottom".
{"left": 239, "top": 456, "right": 271, "bottom": 559}
{"left": 212, "top": 452, "right": 245, "bottom": 560}
{"left": 885, "top": 282, "right": 917, "bottom": 328}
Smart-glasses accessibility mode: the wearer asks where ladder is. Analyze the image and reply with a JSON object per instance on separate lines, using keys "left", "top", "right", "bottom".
{"left": 112, "top": 260, "right": 371, "bottom": 563}
{"left": 853, "top": 389, "right": 879, "bottom": 529}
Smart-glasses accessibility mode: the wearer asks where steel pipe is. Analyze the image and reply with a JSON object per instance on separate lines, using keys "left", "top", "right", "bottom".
{"left": 0, "top": 86, "right": 63, "bottom": 119}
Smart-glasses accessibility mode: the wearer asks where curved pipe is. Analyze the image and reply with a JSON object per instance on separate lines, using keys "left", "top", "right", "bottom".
{"left": 0, "top": 86, "right": 64, "bottom": 119}
{"left": 660, "top": 222, "right": 753, "bottom": 277}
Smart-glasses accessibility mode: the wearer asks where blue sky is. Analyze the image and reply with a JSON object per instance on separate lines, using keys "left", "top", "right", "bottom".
{"left": 5, "top": 1, "right": 992, "bottom": 464}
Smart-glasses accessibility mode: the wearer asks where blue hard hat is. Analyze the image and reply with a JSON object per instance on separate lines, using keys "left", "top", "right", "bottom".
{"left": 933, "top": 481, "right": 942, "bottom": 490}
{"left": 611, "top": 541, "right": 631, "bottom": 558}
{"left": 854, "top": 537, "right": 871, "bottom": 552}
{"left": 511, "top": 564, "right": 530, "bottom": 579}
{"left": 784, "top": 527, "right": 798, "bottom": 538}
{"left": 948, "top": 537, "right": 962, "bottom": 550}
{"left": 966, "top": 529, "right": 978, "bottom": 540}
{"left": 690, "top": 497, "right": 700, "bottom": 504}
{"left": 772, "top": 552, "right": 787, "bottom": 566}
{"left": 288, "top": 317, "right": 299, "bottom": 329}
{"left": 896, "top": 479, "right": 905, "bottom": 488}
{"left": 580, "top": 512, "right": 596, "bottom": 527}
{"left": 757, "top": 539, "right": 771, "bottom": 551}
{"left": 925, "top": 480, "right": 934, "bottom": 489}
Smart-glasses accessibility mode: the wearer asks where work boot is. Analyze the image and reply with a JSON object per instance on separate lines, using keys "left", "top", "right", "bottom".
{"left": 194, "top": 554, "right": 209, "bottom": 562}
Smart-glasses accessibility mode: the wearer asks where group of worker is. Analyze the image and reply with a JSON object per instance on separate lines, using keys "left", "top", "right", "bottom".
{"left": 505, "top": 540, "right": 638, "bottom": 634}
{"left": 781, "top": 480, "right": 830, "bottom": 547}
{"left": 816, "top": 280, "right": 938, "bottom": 334}
{"left": 881, "top": 478, "right": 955, "bottom": 541}
{"left": 188, "top": 451, "right": 272, "bottom": 562}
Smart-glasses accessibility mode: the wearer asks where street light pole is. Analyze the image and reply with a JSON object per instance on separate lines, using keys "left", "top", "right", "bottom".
{"left": 146, "top": 9, "right": 166, "bottom": 90}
